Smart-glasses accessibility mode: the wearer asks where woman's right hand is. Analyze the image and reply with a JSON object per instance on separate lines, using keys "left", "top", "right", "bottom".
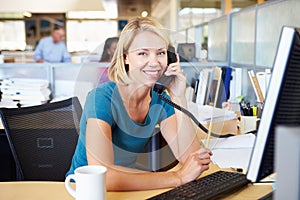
{"left": 176, "top": 148, "right": 212, "bottom": 185}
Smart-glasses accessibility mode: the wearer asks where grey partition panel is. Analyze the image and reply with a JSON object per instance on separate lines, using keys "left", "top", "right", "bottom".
{"left": 0, "top": 63, "right": 49, "bottom": 80}
{"left": 194, "top": 23, "right": 209, "bottom": 61}
{"left": 231, "top": 8, "right": 255, "bottom": 65}
{"left": 52, "top": 63, "right": 108, "bottom": 106}
{"left": 207, "top": 16, "right": 228, "bottom": 62}
{"left": 187, "top": 27, "right": 195, "bottom": 43}
{"left": 256, "top": 0, "right": 300, "bottom": 67}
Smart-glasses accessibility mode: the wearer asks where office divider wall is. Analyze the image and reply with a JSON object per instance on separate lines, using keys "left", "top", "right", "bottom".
{"left": 207, "top": 15, "right": 229, "bottom": 63}
{"left": 0, "top": 63, "right": 107, "bottom": 107}
{"left": 231, "top": 6, "right": 256, "bottom": 66}
{"left": 51, "top": 63, "right": 103, "bottom": 106}
{"left": 0, "top": 63, "right": 49, "bottom": 80}
{"left": 256, "top": 0, "right": 300, "bottom": 67}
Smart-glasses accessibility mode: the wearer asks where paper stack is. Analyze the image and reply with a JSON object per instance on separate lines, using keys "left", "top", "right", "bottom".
{"left": 201, "top": 134, "right": 256, "bottom": 169}
{"left": 187, "top": 101, "right": 237, "bottom": 124}
{"left": 0, "top": 78, "right": 51, "bottom": 107}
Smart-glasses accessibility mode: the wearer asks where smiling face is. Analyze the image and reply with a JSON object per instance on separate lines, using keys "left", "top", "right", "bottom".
{"left": 124, "top": 31, "right": 168, "bottom": 87}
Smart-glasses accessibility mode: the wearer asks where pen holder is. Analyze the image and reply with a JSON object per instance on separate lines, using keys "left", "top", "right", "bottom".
{"left": 240, "top": 116, "right": 257, "bottom": 134}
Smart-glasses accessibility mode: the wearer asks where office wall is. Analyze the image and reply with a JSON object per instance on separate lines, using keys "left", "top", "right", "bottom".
{"left": 0, "top": 63, "right": 107, "bottom": 107}
{"left": 231, "top": 7, "right": 255, "bottom": 65}
{"left": 256, "top": 0, "right": 300, "bottom": 67}
{"left": 207, "top": 15, "right": 228, "bottom": 62}
{"left": 185, "top": 0, "right": 300, "bottom": 101}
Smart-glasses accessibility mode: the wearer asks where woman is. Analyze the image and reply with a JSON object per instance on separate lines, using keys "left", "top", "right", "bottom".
{"left": 100, "top": 37, "right": 119, "bottom": 62}
{"left": 98, "top": 37, "right": 119, "bottom": 84}
{"left": 67, "top": 17, "right": 212, "bottom": 191}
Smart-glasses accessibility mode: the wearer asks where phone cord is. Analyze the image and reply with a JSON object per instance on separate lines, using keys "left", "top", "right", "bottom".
{"left": 157, "top": 93, "right": 235, "bottom": 138}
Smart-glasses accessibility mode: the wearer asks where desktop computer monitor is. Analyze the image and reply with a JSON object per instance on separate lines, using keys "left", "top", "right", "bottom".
{"left": 247, "top": 26, "right": 300, "bottom": 182}
{"left": 177, "top": 43, "right": 196, "bottom": 62}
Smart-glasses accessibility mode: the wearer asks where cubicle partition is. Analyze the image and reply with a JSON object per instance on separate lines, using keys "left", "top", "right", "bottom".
{"left": 170, "top": 0, "right": 300, "bottom": 102}
{"left": 0, "top": 63, "right": 108, "bottom": 107}
{"left": 256, "top": 0, "right": 300, "bottom": 67}
{"left": 51, "top": 63, "right": 107, "bottom": 106}
{"left": 0, "top": 63, "right": 50, "bottom": 80}
{"left": 208, "top": 0, "right": 300, "bottom": 101}
{"left": 180, "top": 0, "right": 300, "bottom": 69}
{"left": 207, "top": 15, "right": 229, "bottom": 63}
{"left": 231, "top": 6, "right": 256, "bottom": 66}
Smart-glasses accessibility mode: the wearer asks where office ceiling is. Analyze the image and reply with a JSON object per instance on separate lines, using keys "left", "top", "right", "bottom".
{"left": 117, "top": 0, "right": 151, "bottom": 18}
{"left": 0, "top": 0, "right": 104, "bottom": 13}
{"left": 117, "top": 0, "right": 262, "bottom": 17}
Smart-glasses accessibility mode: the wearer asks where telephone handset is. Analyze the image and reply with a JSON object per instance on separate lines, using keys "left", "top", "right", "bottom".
{"left": 153, "top": 45, "right": 235, "bottom": 138}
{"left": 153, "top": 45, "right": 177, "bottom": 94}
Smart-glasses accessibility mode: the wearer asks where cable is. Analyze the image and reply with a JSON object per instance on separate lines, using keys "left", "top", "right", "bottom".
{"left": 157, "top": 93, "right": 235, "bottom": 138}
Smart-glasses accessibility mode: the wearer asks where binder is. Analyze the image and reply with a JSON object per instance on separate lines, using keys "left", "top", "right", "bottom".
{"left": 248, "top": 70, "right": 265, "bottom": 103}
{"left": 229, "top": 67, "right": 242, "bottom": 101}
{"left": 215, "top": 67, "right": 232, "bottom": 108}
{"left": 195, "top": 68, "right": 211, "bottom": 105}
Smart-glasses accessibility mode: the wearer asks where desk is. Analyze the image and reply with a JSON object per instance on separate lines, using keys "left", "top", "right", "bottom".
{"left": 0, "top": 165, "right": 272, "bottom": 200}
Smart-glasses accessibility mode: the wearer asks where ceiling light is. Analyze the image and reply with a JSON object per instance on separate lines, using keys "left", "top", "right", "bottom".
{"left": 22, "top": 11, "right": 32, "bottom": 18}
{"left": 141, "top": 11, "right": 148, "bottom": 17}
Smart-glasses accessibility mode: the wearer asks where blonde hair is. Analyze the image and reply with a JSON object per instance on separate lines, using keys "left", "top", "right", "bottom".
{"left": 108, "top": 17, "right": 171, "bottom": 85}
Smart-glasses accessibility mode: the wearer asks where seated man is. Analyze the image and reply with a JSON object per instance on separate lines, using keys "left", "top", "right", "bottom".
{"left": 33, "top": 26, "right": 71, "bottom": 63}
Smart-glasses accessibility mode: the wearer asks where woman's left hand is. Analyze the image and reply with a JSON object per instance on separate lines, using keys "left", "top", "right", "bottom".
{"left": 164, "top": 54, "right": 186, "bottom": 98}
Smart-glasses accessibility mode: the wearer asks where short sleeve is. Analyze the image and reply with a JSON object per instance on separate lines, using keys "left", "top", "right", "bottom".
{"left": 83, "top": 84, "right": 115, "bottom": 127}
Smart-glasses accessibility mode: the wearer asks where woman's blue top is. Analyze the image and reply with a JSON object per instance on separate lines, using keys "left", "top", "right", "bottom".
{"left": 66, "top": 82, "right": 175, "bottom": 175}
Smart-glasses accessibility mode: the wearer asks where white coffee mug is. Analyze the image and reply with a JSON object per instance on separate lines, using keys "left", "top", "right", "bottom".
{"left": 65, "top": 165, "right": 107, "bottom": 200}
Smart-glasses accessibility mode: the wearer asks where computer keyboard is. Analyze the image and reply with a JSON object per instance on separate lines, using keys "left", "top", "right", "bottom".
{"left": 147, "top": 170, "right": 250, "bottom": 200}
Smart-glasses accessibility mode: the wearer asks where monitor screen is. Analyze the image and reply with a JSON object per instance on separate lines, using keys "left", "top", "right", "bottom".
{"left": 247, "top": 26, "right": 300, "bottom": 182}
{"left": 177, "top": 43, "right": 196, "bottom": 62}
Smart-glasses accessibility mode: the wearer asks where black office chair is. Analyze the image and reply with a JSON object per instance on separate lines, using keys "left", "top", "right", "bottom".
{"left": 0, "top": 97, "right": 82, "bottom": 181}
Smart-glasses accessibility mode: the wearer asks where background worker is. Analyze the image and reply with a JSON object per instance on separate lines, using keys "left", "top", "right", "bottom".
{"left": 33, "top": 26, "right": 71, "bottom": 63}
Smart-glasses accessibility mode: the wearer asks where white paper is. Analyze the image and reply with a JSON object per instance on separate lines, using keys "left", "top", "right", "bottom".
{"left": 202, "top": 133, "right": 255, "bottom": 149}
{"left": 211, "top": 148, "right": 253, "bottom": 168}
{"left": 187, "top": 101, "right": 237, "bottom": 125}
{"left": 201, "top": 134, "right": 256, "bottom": 169}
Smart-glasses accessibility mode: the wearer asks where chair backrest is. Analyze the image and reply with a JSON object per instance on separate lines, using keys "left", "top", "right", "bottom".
{"left": 0, "top": 97, "right": 82, "bottom": 181}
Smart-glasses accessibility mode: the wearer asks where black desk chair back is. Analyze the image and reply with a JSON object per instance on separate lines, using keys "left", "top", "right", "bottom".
{"left": 0, "top": 97, "right": 82, "bottom": 181}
